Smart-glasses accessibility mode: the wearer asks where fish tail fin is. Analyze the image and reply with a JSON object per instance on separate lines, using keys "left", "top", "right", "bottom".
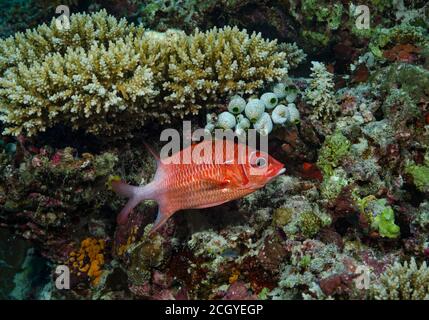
{"left": 114, "top": 142, "right": 167, "bottom": 230}
{"left": 111, "top": 180, "right": 156, "bottom": 225}
{"left": 111, "top": 179, "right": 139, "bottom": 198}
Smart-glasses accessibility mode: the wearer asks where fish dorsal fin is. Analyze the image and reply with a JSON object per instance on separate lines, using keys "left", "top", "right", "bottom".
{"left": 143, "top": 142, "right": 160, "bottom": 162}
{"left": 144, "top": 142, "right": 166, "bottom": 181}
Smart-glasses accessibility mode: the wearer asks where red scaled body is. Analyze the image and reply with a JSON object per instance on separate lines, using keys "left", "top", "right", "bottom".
{"left": 112, "top": 139, "right": 285, "bottom": 234}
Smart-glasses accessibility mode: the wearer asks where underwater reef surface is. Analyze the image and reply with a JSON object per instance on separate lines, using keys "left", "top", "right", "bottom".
{"left": 0, "top": 1, "right": 428, "bottom": 300}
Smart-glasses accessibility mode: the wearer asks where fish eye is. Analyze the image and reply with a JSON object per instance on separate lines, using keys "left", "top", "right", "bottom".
{"left": 249, "top": 151, "right": 268, "bottom": 169}
{"left": 256, "top": 157, "right": 267, "bottom": 167}
{"left": 250, "top": 156, "right": 267, "bottom": 168}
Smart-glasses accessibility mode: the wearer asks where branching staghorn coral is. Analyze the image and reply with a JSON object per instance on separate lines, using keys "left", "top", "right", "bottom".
{"left": 305, "top": 61, "right": 339, "bottom": 121}
{"left": 0, "top": 10, "right": 292, "bottom": 137}
{"left": 278, "top": 42, "right": 307, "bottom": 69}
{"left": 370, "top": 258, "right": 429, "bottom": 300}
{"left": 1, "top": 38, "right": 158, "bottom": 135}
{"left": 0, "top": 10, "right": 139, "bottom": 74}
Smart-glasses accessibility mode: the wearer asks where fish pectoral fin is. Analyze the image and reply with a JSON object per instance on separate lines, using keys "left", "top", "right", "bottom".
{"left": 201, "top": 177, "right": 231, "bottom": 188}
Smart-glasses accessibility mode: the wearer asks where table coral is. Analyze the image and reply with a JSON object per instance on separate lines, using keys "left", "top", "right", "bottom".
{"left": 0, "top": 10, "right": 294, "bottom": 137}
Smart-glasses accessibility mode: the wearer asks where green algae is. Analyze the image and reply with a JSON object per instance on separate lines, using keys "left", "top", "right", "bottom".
{"left": 317, "top": 132, "right": 351, "bottom": 177}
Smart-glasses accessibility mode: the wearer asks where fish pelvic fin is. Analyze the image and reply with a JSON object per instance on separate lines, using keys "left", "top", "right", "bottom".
{"left": 111, "top": 180, "right": 156, "bottom": 225}
{"left": 148, "top": 205, "right": 175, "bottom": 236}
{"left": 116, "top": 195, "right": 142, "bottom": 225}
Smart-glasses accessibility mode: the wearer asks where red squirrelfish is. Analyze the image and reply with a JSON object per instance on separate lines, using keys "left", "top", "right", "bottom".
{"left": 112, "top": 139, "right": 285, "bottom": 234}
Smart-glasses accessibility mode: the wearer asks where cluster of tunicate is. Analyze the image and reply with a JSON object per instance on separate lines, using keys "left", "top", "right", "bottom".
{"left": 205, "top": 83, "right": 301, "bottom": 136}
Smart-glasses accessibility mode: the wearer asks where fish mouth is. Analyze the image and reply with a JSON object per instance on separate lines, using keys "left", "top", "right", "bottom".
{"left": 276, "top": 168, "right": 286, "bottom": 176}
